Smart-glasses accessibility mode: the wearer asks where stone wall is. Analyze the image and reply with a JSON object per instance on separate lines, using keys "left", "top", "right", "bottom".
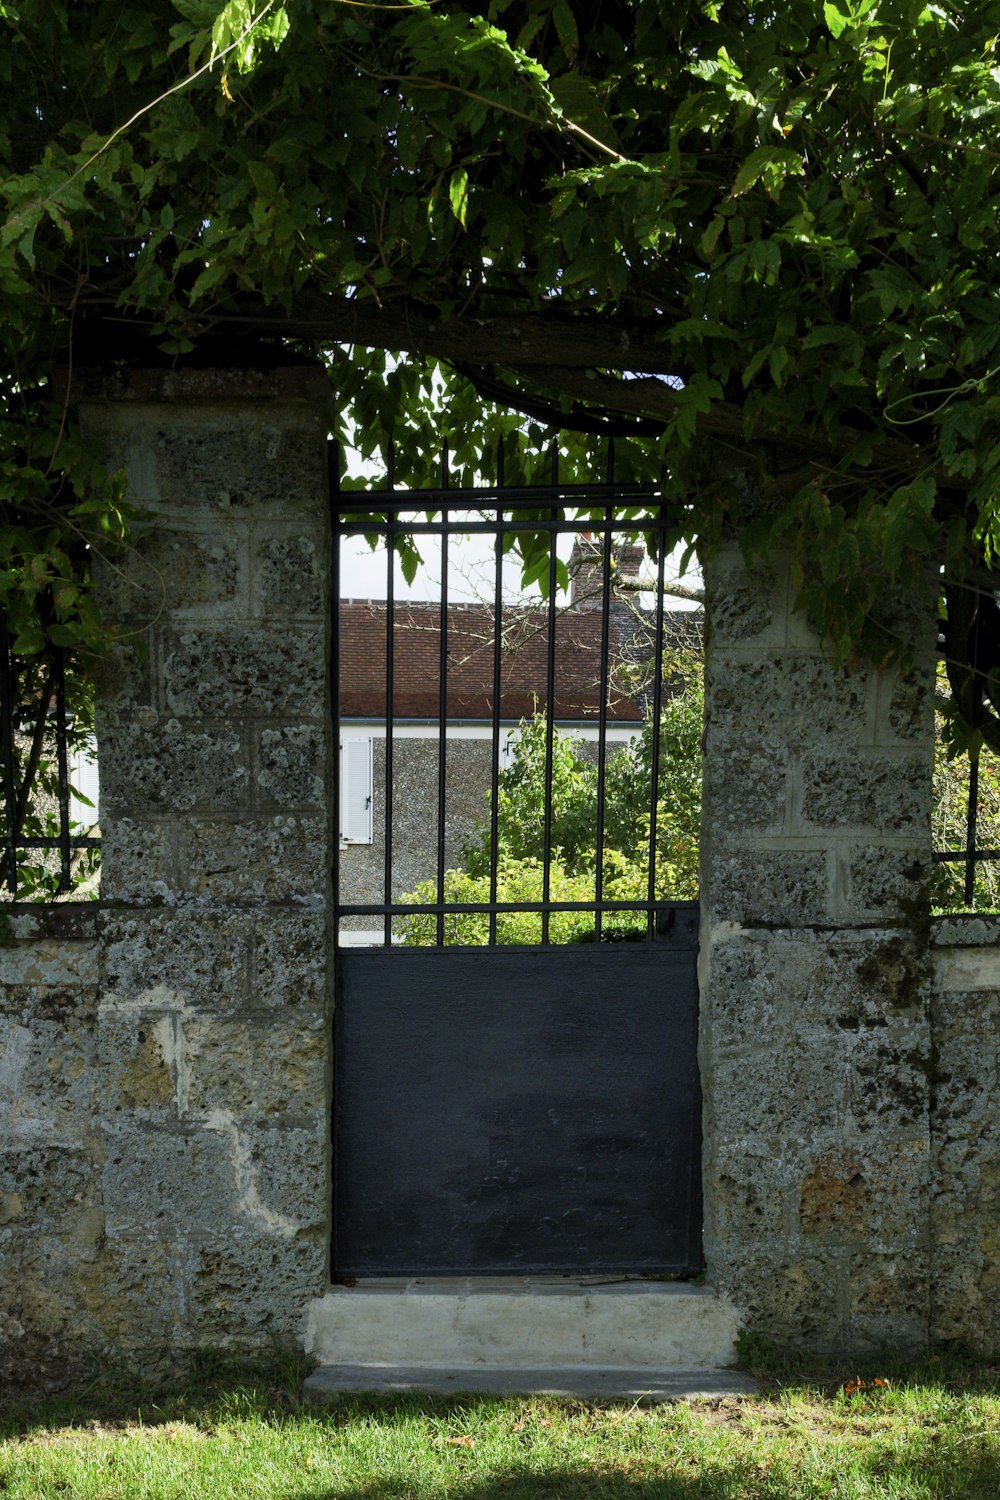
{"left": 929, "top": 919, "right": 1000, "bottom": 1354}
{"left": 3, "top": 374, "right": 999, "bottom": 1374}
{"left": 699, "top": 543, "right": 937, "bottom": 1352}
{"left": 77, "top": 365, "right": 331, "bottom": 1359}
{"left": 0, "top": 906, "right": 102, "bottom": 1386}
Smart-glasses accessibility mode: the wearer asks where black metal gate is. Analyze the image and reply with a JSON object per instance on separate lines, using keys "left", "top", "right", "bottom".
{"left": 331, "top": 445, "right": 702, "bottom": 1276}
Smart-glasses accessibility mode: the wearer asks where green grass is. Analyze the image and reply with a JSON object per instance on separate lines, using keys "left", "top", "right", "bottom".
{"left": 1, "top": 1349, "right": 997, "bottom": 1499}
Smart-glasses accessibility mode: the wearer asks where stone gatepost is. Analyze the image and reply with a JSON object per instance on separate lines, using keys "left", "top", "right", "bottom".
{"left": 76, "top": 365, "right": 333, "bottom": 1351}
{"left": 699, "top": 544, "right": 936, "bottom": 1352}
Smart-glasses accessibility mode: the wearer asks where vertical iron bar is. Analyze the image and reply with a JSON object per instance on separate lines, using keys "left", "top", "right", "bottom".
{"left": 53, "top": 649, "right": 71, "bottom": 892}
{"left": 965, "top": 601, "right": 985, "bottom": 907}
{"left": 965, "top": 746, "right": 980, "bottom": 908}
{"left": 593, "top": 512, "right": 614, "bottom": 942}
{"left": 647, "top": 519, "right": 668, "bottom": 938}
{"left": 541, "top": 497, "right": 559, "bottom": 945}
{"left": 489, "top": 501, "right": 504, "bottom": 946}
{"left": 384, "top": 506, "right": 396, "bottom": 946}
{"left": 436, "top": 445, "right": 449, "bottom": 945}
{"left": 329, "top": 441, "right": 342, "bottom": 946}
{"left": 0, "top": 610, "right": 18, "bottom": 894}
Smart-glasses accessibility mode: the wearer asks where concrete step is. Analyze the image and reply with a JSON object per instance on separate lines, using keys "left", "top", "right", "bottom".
{"left": 304, "top": 1362, "right": 760, "bottom": 1404}
{"left": 304, "top": 1278, "right": 743, "bottom": 1372}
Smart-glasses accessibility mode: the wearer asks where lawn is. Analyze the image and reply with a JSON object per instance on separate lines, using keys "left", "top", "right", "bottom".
{"left": 1, "top": 1349, "right": 997, "bottom": 1499}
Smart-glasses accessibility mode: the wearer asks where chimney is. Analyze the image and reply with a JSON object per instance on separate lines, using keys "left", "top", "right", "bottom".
{"left": 569, "top": 536, "right": 644, "bottom": 610}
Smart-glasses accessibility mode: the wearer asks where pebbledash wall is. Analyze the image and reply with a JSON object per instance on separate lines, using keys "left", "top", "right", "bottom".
{"left": 0, "top": 363, "right": 997, "bottom": 1385}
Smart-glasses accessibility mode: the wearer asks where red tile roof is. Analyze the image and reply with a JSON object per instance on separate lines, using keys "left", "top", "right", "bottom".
{"left": 339, "top": 601, "right": 647, "bottom": 722}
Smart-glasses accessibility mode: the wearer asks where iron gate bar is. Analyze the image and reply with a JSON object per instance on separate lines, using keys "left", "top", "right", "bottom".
{"left": 437, "top": 446, "right": 450, "bottom": 946}
{"left": 332, "top": 442, "right": 687, "bottom": 945}
{"left": 0, "top": 612, "right": 18, "bottom": 891}
{"left": 594, "top": 511, "right": 613, "bottom": 942}
{"left": 488, "top": 499, "right": 504, "bottom": 946}
{"left": 541, "top": 496, "right": 559, "bottom": 945}
{"left": 53, "top": 648, "right": 72, "bottom": 890}
{"left": 648, "top": 538, "right": 668, "bottom": 939}
{"left": 384, "top": 506, "right": 396, "bottom": 946}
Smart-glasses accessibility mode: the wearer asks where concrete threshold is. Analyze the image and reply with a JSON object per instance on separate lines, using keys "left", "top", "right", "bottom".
{"left": 304, "top": 1277, "right": 746, "bottom": 1375}
{"left": 303, "top": 1362, "right": 761, "bottom": 1404}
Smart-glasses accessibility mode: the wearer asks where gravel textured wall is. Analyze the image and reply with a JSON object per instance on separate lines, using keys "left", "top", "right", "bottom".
{"left": 699, "top": 542, "right": 938, "bottom": 1352}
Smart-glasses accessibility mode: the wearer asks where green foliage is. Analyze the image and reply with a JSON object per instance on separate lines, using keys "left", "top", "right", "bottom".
{"left": 6, "top": 1, "right": 1000, "bottom": 816}
{"left": 399, "top": 653, "right": 702, "bottom": 943}
{"left": 0, "top": 648, "right": 100, "bottom": 900}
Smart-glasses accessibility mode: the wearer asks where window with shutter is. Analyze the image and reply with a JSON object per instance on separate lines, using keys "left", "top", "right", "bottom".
{"left": 340, "top": 737, "right": 373, "bottom": 843}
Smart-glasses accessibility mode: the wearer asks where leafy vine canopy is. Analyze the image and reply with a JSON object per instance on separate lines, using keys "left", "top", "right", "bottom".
{"left": 3, "top": 0, "right": 1000, "bottom": 682}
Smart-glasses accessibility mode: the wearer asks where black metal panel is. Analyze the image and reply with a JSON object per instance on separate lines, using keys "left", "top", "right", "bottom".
{"left": 333, "top": 923, "right": 701, "bottom": 1276}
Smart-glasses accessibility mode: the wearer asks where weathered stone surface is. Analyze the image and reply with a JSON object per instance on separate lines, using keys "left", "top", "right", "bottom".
{"left": 252, "top": 910, "right": 329, "bottom": 1011}
{"left": 162, "top": 626, "right": 325, "bottom": 718}
{"left": 929, "top": 939, "right": 1000, "bottom": 1353}
{"left": 707, "top": 656, "right": 871, "bottom": 744}
{"left": 98, "top": 818, "right": 180, "bottom": 905}
{"left": 102, "top": 1127, "right": 240, "bottom": 1235}
{"left": 839, "top": 844, "right": 929, "bottom": 923}
{"left": 95, "top": 521, "right": 245, "bottom": 623}
{"left": 181, "top": 1015, "right": 327, "bottom": 1118}
{"left": 98, "top": 715, "right": 249, "bottom": 816}
{"left": 703, "top": 847, "right": 830, "bottom": 926}
{"left": 183, "top": 816, "right": 327, "bottom": 904}
{"left": 254, "top": 531, "right": 326, "bottom": 617}
{"left": 801, "top": 752, "right": 930, "bottom": 836}
{"left": 100, "top": 909, "right": 251, "bottom": 1007}
{"left": 701, "top": 544, "right": 936, "bottom": 1352}
{"left": 187, "top": 1228, "right": 328, "bottom": 1340}
{"left": 257, "top": 724, "right": 326, "bottom": 809}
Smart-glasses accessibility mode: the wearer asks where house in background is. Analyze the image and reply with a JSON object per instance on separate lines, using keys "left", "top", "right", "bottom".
{"left": 337, "top": 539, "right": 702, "bottom": 942}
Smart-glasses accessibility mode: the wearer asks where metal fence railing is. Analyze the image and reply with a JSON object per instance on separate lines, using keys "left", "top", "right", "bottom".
{"left": 0, "top": 611, "right": 100, "bottom": 899}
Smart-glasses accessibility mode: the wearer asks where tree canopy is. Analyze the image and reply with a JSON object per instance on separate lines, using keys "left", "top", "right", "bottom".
{"left": 4, "top": 1, "right": 1000, "bottom": 676}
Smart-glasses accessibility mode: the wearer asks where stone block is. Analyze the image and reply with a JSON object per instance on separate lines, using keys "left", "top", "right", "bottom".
{"left": 801, "top": 752, "right": 930, "bottom": 836}
{"left": 710, "top": 1037, "right": 844, "bottom": 1144}
{"left": 100, "top": 909, "right": 250, "bottom": 1008}
{"left": 182, "top": 1014, "right": 327, "bottom": 1119}
{"left": 702, "top": 738, "right": 788, "bottom": 834}
{"left": 252, "top": 911, "right": 329, "bottom": 1011}
{"left": 183, "top": 815, "right": 328, "bottom": 903}
{"left": 162, "top": 626, "right": 325, "bottom": 718}
{"left": 844, "top": 1028, "right": 930, "bottom": 1133}
{"left": 256, "top": 724, "right": 326, "bottom": 810}
{"left": 102, "top": 1128, "right": 239, "bottom": 1235}
{"left": 98, "top": 715, "right": 249, "bottom": 816}
{"left": 708, "top": 1141, "right": 793, "bottom": 1250}
{"left": 713, "top": 1251, "right": 846, "bottom": 1347}
{"left": 152, "top": 414, "right": 327, "bottom": 515}
{"left": 839, "top": 844, "right": 929, "bottom": 923}
{"left": 704, "top": 847, "right": 831, "bottom": 926}
{"left": 848, "top": 1250, "right": 929, "bottom": 1352}
{"left": 885, "top": 661, "right": 935, "bottom": 745}
{"left": 705, "top": 550, "right": 786, "bottom": 647}
{"left": 0, "top": 1012, "right": 100, "bottom": 1145}
{"left": 98, "top": 817, "right": 180, "bottom": 904}
{"left": 253, "top": 531, "right": 326, "bottom": 617}
{"left": 233, "top": 1121, "right": 329, "bottom": 1231}
{"left": 92, "top": 640, "right": 155, "bottom": 707}
{"left": 97, "top": 1008, "right": 179, "bottom": 1120}
{"left": 797, "top": 1140, "right": 929, "bottom": 1251}
{"left": 95, "top": 521, "right": 245, "bottom": 623}
{"left": 0, "top": 930, "right": 99, "bottom": 991}
{"left": 0, "top": 1147, "right": 101, "bottom": 1233}
{"left": 187, "top": 1227, "right": 328, "bottom": 1340}
{"left": 707, "top": 655, "right": 871, "bottom": 746}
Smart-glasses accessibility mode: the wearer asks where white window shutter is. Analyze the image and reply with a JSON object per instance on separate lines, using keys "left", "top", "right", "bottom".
{"left": 340, "top": 738, "right": 373, "bottom": 843}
